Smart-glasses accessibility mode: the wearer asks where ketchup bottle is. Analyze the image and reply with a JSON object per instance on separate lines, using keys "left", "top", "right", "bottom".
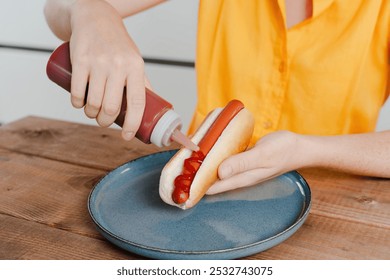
{"left": 46, "top": 42, "right": 198, "bottom": 150}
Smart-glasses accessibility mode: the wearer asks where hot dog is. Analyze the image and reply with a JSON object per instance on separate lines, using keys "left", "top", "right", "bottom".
{"left": 159, "top": 100, "right": 255, "bottom": 209}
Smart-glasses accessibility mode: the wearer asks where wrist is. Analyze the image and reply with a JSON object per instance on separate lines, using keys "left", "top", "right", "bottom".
{"left": 70, "top": 0, "right": 118, "bottom": 27}
{"left": 294, "top": 133, "right": 323, "bottom": 169}
{"left": 298, "top": 134, "right": 338, "bottom": 170}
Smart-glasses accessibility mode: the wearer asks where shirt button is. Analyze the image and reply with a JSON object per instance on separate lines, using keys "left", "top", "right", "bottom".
{"left": 263, "top": 120, "right": 273, "bottom": 129}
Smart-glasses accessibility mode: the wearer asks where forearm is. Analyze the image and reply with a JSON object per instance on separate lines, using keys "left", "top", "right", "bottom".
{"left": 300, "top": 131, "right": 390, "bottom": 178}
{"left": 44, "top": 0, "right": 166, "bottom": 40}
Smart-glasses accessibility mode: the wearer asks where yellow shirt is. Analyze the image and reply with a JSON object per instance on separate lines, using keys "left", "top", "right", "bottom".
{"left": 189, "top": 0, "right": 389, "bottom": 146}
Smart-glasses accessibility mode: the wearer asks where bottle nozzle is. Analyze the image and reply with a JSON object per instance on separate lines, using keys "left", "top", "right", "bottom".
{"left": 171, "top": 129, "right": 199, "bottom": 151}
{"left": 150, "top": 109, "right": 199, "bottom": 150}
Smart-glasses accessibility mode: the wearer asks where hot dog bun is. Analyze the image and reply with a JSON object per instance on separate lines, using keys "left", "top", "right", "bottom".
{"left": 159, "top": 106, "right": 254, "bottom": 209}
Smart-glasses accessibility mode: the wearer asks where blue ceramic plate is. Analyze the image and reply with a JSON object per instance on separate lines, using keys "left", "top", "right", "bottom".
{"left": 88, "top": 150, "right": 311, "bottom": 259}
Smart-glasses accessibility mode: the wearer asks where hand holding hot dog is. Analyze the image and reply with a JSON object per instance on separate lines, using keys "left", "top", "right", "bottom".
{"left": 206, "top": 131, "right": 306, "bottom": 195}
{"left": 208, "top": 129, "right": 390, "bottom": 195}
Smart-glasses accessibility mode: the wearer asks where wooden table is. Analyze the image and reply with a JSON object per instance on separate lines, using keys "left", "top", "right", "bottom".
{"left": 0, "top": 116, "right": 389, "bottom": 260}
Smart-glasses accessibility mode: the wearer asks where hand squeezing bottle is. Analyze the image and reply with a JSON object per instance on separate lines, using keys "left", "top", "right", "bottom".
{"left": 46, "top": 42, "right": 198, "bottom": 151}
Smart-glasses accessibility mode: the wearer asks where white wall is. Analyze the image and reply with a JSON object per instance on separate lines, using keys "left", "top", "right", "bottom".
{"left": 0, "top": 0, "right": 198, "bottom": 132}
{"left": 376, "top": 97, "right": 390, "bottom": 131}
{"left": 0, "top": 0, "right": 389, "bottom": 132}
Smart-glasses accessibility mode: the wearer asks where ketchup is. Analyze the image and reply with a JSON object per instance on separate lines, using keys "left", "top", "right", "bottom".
{"left": 172, "top": 150, "right": 205, "bottom": 203}
{"left": 46, "top": 42, "right": 196, "bottom": 149}
{"left": 172, "top": 100, "right": 244, "bottom": 204}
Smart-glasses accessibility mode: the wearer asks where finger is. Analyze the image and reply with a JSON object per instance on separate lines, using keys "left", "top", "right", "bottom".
{"left": 122, "top": 59, "right": 146, "bottom": 141}
{"left": 84, "top": 70, "right": 106, "bottom": 120}
{"left": 96, "top": 73, "right": 125, "bottom": 127}
{"left": 70, "top": 63, "right": 89, "bottom": 108}
{"left": 218, "top": 148, "right": 262, "bottom": 180}
{"left": 207, "top": 168, "right": 276, "bottom": 195}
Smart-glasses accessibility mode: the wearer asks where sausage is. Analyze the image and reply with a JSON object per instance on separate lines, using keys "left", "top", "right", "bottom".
{"left": 159, "top": 100, "right": 255, "bottom": 209}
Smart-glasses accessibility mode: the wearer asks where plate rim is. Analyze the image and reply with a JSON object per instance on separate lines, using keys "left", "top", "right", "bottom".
{"left": 87, "top": 150, "right": 312, "bottom": 256}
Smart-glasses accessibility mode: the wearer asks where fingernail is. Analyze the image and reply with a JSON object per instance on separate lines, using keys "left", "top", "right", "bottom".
{"left": 71, "top": 97, "right": 84, "bottom": 109}
{"left": 219, "top": 164, "right": 233, "bottom": 179}
{"left": 123, "top": 131, "right": 135, "bottom": 141}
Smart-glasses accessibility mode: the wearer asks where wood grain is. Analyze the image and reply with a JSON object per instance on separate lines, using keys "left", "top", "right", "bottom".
{"left": 247, "top": 214, "right": 390, "bottom": 260}
{"left": 0, "top": 148, "right": 105, "bottom": 239}
{"left": 300, "top": 168, "right": 390, "bottom": 228}
{"left": 0, "top": 116, "right": 172, "bottom": 171}
{"left": 0, "top": 214, "right": 139, "bottom": 260}
{"left": 1, "top": 116, "right": 389, "bottom": 260}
